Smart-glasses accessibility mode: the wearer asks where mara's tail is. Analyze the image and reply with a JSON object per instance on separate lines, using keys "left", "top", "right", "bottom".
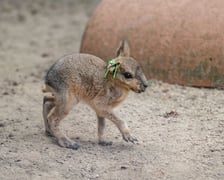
{"left": 42, "top": 84, "right": 52, "bottom": 93}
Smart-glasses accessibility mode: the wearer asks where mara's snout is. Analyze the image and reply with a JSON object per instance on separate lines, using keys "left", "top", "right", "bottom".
{"left": 139, "top": 82, "right": 148, "bottom": 93}
{"left": 133, "top": 80, "right": 148, "bottom": 93}
{"left": 140, "top": 76, "right": 149, "bottom": 92}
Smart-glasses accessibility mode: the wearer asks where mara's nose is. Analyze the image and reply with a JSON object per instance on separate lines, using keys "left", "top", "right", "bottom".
{"left": 143, "top": 83, "right": 148, "bottom": 88}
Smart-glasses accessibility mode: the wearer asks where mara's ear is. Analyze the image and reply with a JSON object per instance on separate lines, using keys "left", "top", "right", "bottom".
{"left": 104, "top": 59, "right": 122, "bottom": 79}
{"left": 116, "top": 39, "right": 130, "bottom": 57}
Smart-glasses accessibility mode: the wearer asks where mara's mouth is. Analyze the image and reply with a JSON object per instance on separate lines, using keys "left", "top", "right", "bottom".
{"left": 131, "top": 87, "right": 146, "bottom": 93}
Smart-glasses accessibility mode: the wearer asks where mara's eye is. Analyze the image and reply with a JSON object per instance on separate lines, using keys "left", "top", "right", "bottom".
{"left": 123, "top": 72, "right": 133, "bottom": 79}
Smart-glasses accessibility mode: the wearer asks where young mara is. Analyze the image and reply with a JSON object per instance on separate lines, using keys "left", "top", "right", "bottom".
{"left": 42, "top": 40, "right": 148, "bottom": 150}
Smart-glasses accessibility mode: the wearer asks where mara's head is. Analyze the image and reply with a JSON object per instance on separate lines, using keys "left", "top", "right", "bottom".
{"left": 105, "top": 40, "right": 148, "bottom": 93}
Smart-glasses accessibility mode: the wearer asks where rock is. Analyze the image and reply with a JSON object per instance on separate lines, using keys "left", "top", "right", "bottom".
{"left": 80, "top": 0, "right": 224, "bottom": 88}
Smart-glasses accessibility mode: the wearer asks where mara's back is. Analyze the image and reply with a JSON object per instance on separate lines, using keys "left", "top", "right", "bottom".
{"left": 45, "top": 53, "right": 107, "bottom": 96}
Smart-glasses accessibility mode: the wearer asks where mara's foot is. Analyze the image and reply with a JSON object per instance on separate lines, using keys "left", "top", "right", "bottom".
{"left": 122, "top": 134, "right": 138, "bottom": 143}
{"left": 99, "top": 140, "right": 113, "bottom": 146}
{"left": 58, "top": 137, "right": 80, "bottom": 150}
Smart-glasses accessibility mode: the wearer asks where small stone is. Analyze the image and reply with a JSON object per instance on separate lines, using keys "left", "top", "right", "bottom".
{"left": 12, "top": 81, "right": 18, "bottom": 86}
{"left": 120, "top": 166, "right": 128, "bottom": 170}
{"left": 3, "top": 92, "right": 9, "bottom": 95}
{"left": 30, "top": 9, "right": 38, "bottom": 15}
{"left": 163, "top": 110, "right": 179, "bottom": 118}
{"left": 41, "top": 53, "right": 50, "bottom": 58}
{"left": 8, "top": 133, "right": 14, "bottom": 139}
{"left": 17, "top": 14, "right": 26, "bottom": 22}
{"left": 0, "top": 123, "right": 5, "bottom": 127}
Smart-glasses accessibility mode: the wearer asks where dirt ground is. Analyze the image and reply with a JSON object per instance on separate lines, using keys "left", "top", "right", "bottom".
{"left": 0, "top": 0, "right": 223, "bottom": 179}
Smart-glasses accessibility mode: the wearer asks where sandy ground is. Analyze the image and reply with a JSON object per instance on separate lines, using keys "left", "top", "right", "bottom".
{"left": 0, "top": 0, "right": 223, "bottom": 179}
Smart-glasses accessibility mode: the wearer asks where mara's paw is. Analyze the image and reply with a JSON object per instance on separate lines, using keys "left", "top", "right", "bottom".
{"left": 58, "top": 137, "right": 80, "bottom": 150}
{"left": 45, "top": 130, "right": 54, "bottom": 137}
{"left": 99, "top": 140, "right": 113, "bottom": 146}
{"left": 122, "top": 134, "right": 138, "bottom": 143}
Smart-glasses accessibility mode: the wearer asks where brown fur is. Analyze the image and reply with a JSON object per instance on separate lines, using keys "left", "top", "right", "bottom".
{"left": 42, "top": 40, "right": 148, "bottom": 149}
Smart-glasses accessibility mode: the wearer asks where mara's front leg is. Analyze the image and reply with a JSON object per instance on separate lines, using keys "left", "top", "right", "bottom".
{"left": 97, "top": 115, "right": 112, "bottom": 146}
{"left": 97, "top": 110, "right": 137, "bottom": 143}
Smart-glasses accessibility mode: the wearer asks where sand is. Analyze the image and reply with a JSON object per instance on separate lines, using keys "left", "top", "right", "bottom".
{"left": 0, "top": 0, "right": 223, "bottom": 179}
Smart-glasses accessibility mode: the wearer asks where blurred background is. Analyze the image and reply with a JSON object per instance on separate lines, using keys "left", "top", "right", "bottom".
{"left": 0, "top": 0, "right": 100, "bottom": 82}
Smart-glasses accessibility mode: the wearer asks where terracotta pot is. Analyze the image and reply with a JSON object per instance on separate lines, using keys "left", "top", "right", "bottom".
{"left": 80, "top": 0, "right": 224, "bottom": 88}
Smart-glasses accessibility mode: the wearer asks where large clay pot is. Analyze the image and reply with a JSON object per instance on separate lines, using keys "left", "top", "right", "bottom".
{"left": 80, "top": 0, "right": 224, "bottom": 88}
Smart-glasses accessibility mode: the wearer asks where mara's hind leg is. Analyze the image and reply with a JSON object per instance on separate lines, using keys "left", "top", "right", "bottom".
{"left": 97, "top": 115, "right": 112, "bottom": 146}
{"left": 47, "top": 91, "right": 79, "bottom": 150}
{"left": 43, "top": 95, "right": 55, "bottom": 136}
